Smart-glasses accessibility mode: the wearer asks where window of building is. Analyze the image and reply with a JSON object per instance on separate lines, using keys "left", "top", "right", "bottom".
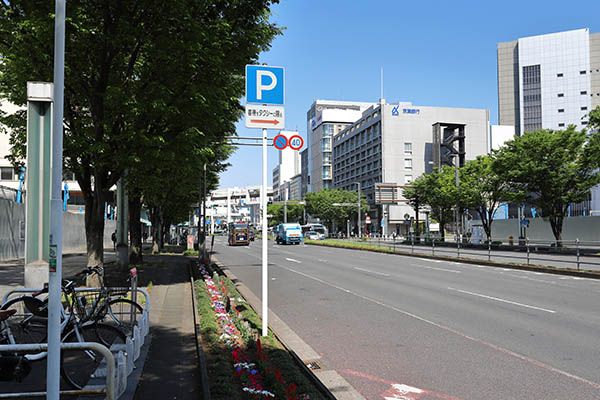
{"left": 322, "top": 124, "right": 334, "bottom": 137}
{"left": 404, "top": 175, "right": 413, "bottom": 184}
{"left": 404, "top": 142, "right": 412, "bottom": 155}
{"left": 581, "top": 106, "right": 588, "bottom": 111}
{"left": 581, "top": 91, "right": 587, "bottom": 95}
{"left": 580, "top": 70, "right": 587, "bottom": 75}
{"left": 322, "top": 167, "right": 330, "bottom": 180}
{"left": 558, "top": 123, "right": 565, "bottom": 127}
{"left": 321, "top": 138, "right": 331, "bottom": 151}
{"left": 323, "top": 153, "right": 331, "bottom": 164}
{"left": 0, "top": 167, "right": 15, "bottom": 181}
{"left": 404, "top": 158, "right": 412, "bottom": 170}
{"left": 557, "top": 73, "right": 563, "bottom": 77}
{"left": 558, "top": 109, "right": 564, "bottom": 113}
{"left": 557, "top": 93, "right": 564, "bottom": 97}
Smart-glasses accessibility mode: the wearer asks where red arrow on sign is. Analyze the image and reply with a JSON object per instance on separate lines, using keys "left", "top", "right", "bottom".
{"left": 250, "top": 119, "right": 280, "bottom": 125}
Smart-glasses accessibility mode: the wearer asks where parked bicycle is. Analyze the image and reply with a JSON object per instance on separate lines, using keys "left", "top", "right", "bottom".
{"left": 0, "top": 309, "right": 32, "bottom": 383}
{"left": 0, "top": 274, "right": 131, "bottom": 389}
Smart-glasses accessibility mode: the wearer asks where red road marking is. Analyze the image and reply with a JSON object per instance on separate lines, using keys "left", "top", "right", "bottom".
{"left": 342, "top": 370, "right": 461, "bottom": 400}
{"left": 250, "top": 119, "right": 280, "bottom": 124}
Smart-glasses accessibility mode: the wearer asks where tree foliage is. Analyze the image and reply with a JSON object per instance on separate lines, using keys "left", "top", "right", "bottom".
{"left": 493, "top": 127, "right": 600, "bottom": 244}
{"left": 305, "top": 189, "right": 368, "bottom": 230}
{"left": 404, "top": 166, "right": 457, "bottom": 238}
{"left": 460, "top": 155, "right": 520, "bottom": 241}
{"left": 0, "top": 0, "right": 280, "bottom": 265}
{"left": 267, "top": 201, "right": 304, "bottom": 226}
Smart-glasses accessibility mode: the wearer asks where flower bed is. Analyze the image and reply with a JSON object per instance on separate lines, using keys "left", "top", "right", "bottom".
{"left": 195, "top": 261, "right": 324, "bottom": 399}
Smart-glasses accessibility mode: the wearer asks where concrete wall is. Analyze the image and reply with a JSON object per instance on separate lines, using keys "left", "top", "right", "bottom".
{"left": 0, "top": 198, "right": 117, "bottom": 261}
{"left": 491, "top": 216, "right": 600, "bottom": 242}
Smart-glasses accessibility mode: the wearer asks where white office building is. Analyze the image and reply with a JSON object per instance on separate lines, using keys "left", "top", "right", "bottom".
{"left": 306, "top": 100, "right": 375, "bottom": 193}
{"left": 271, "top": 130, "right": 301, "bottom": 201}
{"left": 333, "top": 100, "right": 491, "bottom": 235}
{"left": 498, "top": 28, "right": 600, "bottom": 135}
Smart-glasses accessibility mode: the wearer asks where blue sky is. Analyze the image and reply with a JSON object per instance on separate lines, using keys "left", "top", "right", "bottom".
{"left": 218, "top": 0, "right": 600, "bottom": 189}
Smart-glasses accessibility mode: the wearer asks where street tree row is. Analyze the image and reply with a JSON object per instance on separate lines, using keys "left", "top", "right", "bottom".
{"left": 404, "top": 109, "right": 600, "bottom": 245}
{"left": 0, "top": 0, "right": 281, "bottom": 266}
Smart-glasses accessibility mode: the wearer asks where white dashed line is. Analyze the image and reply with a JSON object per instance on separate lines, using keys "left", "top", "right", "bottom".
{"left": 447, "top": 287, "right": 556, "bottom": 313}
{"left": 285, "top": 257, "right": 301, "bottom": 264}
{"left": 353, "top": 267, "right": 390, "bottom": 277}
{"left": 411, "top": 264, "right": 461, "bottom": 274}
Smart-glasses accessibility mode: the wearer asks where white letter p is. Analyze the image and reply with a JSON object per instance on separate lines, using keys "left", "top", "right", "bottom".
{"left": 256, "top": 70, "right": 277, "bottom": 100}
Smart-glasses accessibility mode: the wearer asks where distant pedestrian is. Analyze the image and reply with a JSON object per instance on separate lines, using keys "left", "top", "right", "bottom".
{"left": 111, "top": 231, "right": 117, "bottom": 251}
{"left": 143, "top": 232, "right": 148, "bottom": 243}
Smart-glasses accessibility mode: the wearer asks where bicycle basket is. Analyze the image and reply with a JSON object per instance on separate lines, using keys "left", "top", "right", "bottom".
{"left": 72, "top": 290, "right": 109, "bottom": 322}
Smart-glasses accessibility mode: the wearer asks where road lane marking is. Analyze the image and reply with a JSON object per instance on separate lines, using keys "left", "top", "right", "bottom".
{"left": 447, "top": 287, "right": 556, "bottom": 313}
{"left": 317, "top": 259, "right": 328, "bottom": 262}
{"left": 276, "top": 265, "right": 600, "bottom": 391}
{"left": 353, "top": 267, "right": 390, "bottom": 277}
{"left": 416, "top": 257, "right": 442, "bottom": 263}
{"left": 285, "top": 257, "right": 301, "bottom": 264}
{"left": 411, "top": 264, "right": 461, "bottom": 274}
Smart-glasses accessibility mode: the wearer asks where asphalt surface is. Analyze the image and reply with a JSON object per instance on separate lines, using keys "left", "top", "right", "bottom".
{"left": 213, "top": 237, "right": 600, "bottom": 400}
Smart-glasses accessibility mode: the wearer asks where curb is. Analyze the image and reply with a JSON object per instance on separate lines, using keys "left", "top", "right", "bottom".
{"left": 189, "top": 262, "right": 212, "bottom": 400}
{"left": 306, "top": 241, "right": 600, "bottom": 279}
{"left": 212, "top": 256, "right": 365, "bottom": 400}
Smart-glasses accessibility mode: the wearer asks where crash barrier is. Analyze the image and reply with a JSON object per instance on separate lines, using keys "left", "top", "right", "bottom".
{"left": 341, "top": 236, "right": 600, "bottom": 271}
{"left": 0, "top": 342, "right": 119, "bottom": 400}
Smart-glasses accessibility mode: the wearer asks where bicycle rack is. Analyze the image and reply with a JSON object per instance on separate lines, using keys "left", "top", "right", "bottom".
{"left": 0, "top": 342, "right": 121, "bottom": 400}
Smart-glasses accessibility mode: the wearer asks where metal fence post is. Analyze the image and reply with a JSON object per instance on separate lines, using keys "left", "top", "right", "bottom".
{"left": 457, "top": 235, "right": 460, "bottom": 258}
{"left": 488, "top": 239, "right": 491, "bottom": 262}
{"left": 432, "top": 236, "right": 435, "bottom": 256}
{"left": 411, "top": 234, "right": 414, "bottom": 253}
{"left": 526, "top": 237, "right": 530, "bottom": 265}
{"left": 393, "top": 235, "right": 396, "bottom": 253}
{"left": 576, "top": 238, "right": 580, "bottom": 270}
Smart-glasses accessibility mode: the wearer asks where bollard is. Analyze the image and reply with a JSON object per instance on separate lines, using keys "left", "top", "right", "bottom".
{"left": 142, "top": 309, "right": 150, "bottom": 337}
{"left": 432, "top": 237, "right": 435, "bottom": 256}
{"left": 411, "top": 234, "right": 414, "bottom": 253}
{"left": 488, "top": 239, "right": 491, "bottom": 262}
{"left": 393, "top": 235, "right": 396, "bottom": 253}
{"left": 526, "top": 237, "right": 530, "bottom": 265}
{"left": 457, "top": 235, "right": 460, "bottom": 259}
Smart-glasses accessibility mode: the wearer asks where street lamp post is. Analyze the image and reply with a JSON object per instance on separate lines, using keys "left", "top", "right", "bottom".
{"left": 454, "top": 154, "right": 460, "bottom": 243}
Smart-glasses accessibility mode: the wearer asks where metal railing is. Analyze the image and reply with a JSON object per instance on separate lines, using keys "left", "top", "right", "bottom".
{"left": 330, "top": 235, "right": 600, "bottom": 271}
{"left": 0, "top": 342, "right": 118, "bottom": 399}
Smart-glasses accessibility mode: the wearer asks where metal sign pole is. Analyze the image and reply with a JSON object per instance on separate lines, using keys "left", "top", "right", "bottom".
{"left": 47, "top": 0, "right": 65, "bottom": 398}
{"left": 261, "top": 128, "right": 269, "bottom": 337}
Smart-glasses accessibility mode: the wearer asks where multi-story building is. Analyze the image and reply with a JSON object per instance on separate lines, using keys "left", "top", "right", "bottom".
{"left": 306, "top": 100, "right": 375, "bottom": 192}
{"left": 498, "top": 28, "right": 600, "bottom": 217}
{"left": 271, "top": 130, "right": 300, "bottom": 201}
{"left": 205, "top": 185, "right": 275, "bottom": 228}
{"left": 333, "top": 100, "right": 490, "bottom": 234}
{"left": 498, "top": 28, "right": 600, "bottom": 135}
{"left": 300, "top": 148, "right": 309, "bottom": 199}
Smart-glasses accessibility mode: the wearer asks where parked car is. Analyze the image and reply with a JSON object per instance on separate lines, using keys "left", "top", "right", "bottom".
{"left": 305, "top": 231, "right": 320, "bottom": 240}
{"left": 275, "top": 223, "right": 303, "bottom": 245}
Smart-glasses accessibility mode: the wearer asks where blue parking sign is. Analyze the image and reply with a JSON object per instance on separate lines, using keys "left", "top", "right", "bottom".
{"left": 246, "top": 65, "right": 284, "bottom": 105}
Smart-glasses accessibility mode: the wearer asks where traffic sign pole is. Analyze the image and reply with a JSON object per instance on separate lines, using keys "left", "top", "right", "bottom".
{"left": 261, "top": 128, "right": 268, "bottom": 337}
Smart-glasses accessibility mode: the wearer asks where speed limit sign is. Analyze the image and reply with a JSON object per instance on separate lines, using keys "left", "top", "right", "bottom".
{"left": 289, "top": 135, "right": 304, "bottom": 150}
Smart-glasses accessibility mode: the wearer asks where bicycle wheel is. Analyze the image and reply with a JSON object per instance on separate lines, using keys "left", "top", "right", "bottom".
{"left": 104, "top": 298, "right": 143, "bottom": 336}
{"left": 61, "top": 323, "right": 126, "bottom": 390}
{"left": 0, "top": 297, "right": 48, "bottom": 344}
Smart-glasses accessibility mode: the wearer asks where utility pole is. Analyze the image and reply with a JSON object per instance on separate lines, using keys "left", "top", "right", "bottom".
{"left": 283, "top": 186, "right": 287, "bottom": 223}
{"left": 203, "top": 163, "right": 207, "bottom": 262}
{"left": 454, "top": 154, "right": 460, "bottom": 243}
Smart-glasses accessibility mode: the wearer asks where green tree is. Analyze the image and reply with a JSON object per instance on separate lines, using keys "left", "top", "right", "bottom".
{"left": 267, "top": 201, "right": 304, "bottom": 225}
{"left": 0, "top": 0, "right": 280, "bottom": 266}
{"left": 405, "top": 167, "right": 458, "bottom": 239}
{"left": 305, "top": 189, "right": 367, "bottom": 232}
{"left": 460, "top": 155, "right": 521, "bottom": 241}
{"left": 493, "top": 127, "right": 600, "bottom": 245}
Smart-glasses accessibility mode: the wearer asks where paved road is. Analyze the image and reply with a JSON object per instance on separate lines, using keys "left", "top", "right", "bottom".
{"left": 213, "top": 237, "right": 600, "bottom": 400}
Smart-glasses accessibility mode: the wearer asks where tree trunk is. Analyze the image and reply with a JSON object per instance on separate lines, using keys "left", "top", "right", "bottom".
{"left": 84, "top": 190, "right": 106, "bottom": 267}
{"left": 129, "top": 194, "right": 143, "bottom": 264}
{"left": 550, "top": 215, "right": 563, "bottom": 247}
